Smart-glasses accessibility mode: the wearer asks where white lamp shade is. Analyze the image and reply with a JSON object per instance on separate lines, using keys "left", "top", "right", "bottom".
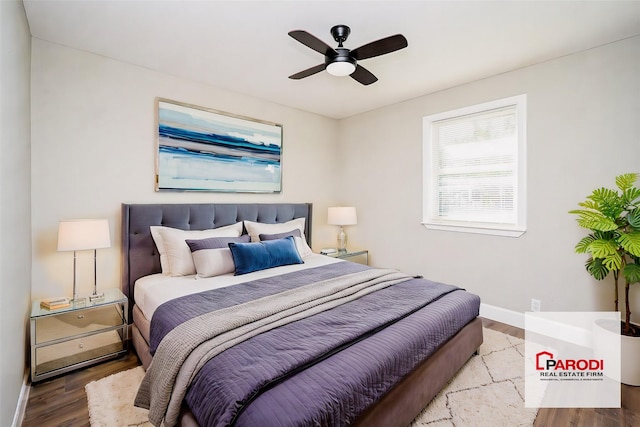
{"left": 326, "top": 61, "right": 356, "bottom": 77}
{"left": 57, "top": 219, "right": 111, "bottom": 251}
{"left": 327, "top": 207, "right": 358, "bottom": 226}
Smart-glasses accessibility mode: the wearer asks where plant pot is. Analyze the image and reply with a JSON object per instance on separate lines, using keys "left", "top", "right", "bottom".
{"left": 593, "top": 318, "right": 640, "bottom": 386}
{"left": 621, "top": 329, "right": 640, "bottom": 386}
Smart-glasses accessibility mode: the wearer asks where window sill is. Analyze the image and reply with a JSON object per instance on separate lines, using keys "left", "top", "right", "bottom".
{"left": 422, "top": 222, "right": 526, "bottom": 238}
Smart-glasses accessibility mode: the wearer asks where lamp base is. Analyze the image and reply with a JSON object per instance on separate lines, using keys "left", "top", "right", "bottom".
{"left": 89, "top": 292, "right": 105, "bottom": 302}
{"left": 337, "top": 227, "right": 348, "bottom": 252}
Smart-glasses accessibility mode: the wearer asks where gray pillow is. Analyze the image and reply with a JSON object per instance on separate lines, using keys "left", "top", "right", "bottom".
{"left": 258, "top": 229, "right": 302, "bottom": 241}
{"left": 185, "top": 235, "right": 251, "bottom": 278}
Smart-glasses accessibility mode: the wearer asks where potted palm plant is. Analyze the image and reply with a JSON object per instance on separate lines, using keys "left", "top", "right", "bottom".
{"left": 570, "top": 173, "right": 640, "bottom": 384}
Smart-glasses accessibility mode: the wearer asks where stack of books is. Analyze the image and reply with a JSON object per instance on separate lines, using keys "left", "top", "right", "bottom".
{"left": 40, "top": 297, "right": 71, "bottom": 310}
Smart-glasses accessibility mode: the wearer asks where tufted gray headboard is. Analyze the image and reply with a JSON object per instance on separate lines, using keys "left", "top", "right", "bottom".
{"left": 121, "top": 203, "right": 312, "bottom": 321}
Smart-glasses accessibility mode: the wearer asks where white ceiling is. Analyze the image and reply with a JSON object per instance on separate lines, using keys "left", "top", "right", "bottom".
{"left": 23, "top": 0, "right": 640, "bottom": 119}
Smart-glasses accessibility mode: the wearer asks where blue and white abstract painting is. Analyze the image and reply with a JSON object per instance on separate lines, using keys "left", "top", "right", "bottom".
{"left": 156, "top": 100, "right": 282, "bottom": 192}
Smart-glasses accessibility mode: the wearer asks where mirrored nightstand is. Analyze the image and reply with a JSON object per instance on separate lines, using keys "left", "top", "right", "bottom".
{"left": 30, "top": 288, "right": 128, "bottom": 382}
{"left": 326, "top": 249, "right": 369, "bottom": 265}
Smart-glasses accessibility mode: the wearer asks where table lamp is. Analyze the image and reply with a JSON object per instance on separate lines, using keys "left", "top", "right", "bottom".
{"left": 327, "top": 207, "right": 357, "bottom": 252}
{"left": 57, "top": 219, "right": 111, "bottom": 302}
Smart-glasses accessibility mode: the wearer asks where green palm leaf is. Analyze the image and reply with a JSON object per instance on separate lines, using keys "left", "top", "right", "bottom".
{"left": 589, "top": 187, "right": 625, "bottom": 218}
{"left": 616, "top": 173, "right": 638, "bottom": 192}
{"left": 577, "top": 200, "right": 600, "bottom": 211}
{"left": 569, "top": 210, "right": 618, "bottom": 231}
{"left": 589, "top": 239, "right": 618, "bottom": 258}
{"left": 594, "top": 230, "right": 615, "bottom": 240}
{"left": 623, "top": 187, "right": 640, "bottom": 206}
{"left": 575, "top": 235, "right": 595, "bottom": 254}
{"left": 628, "top": 209, "right": 640, "bottom": 228}
{"left": 618, "top": 232, "right": 640, "bottom": 257}
{"left": 589, "top": 187, "right": 618, "bottom": 204}
{"left": 602, "top": 252, "right": 623, "bottom": 271}
{"left": 586, "top": 257, "right": 610, "bottom": 281}
{"left": 623, "top": 263, "right": 640, "bottom": 285}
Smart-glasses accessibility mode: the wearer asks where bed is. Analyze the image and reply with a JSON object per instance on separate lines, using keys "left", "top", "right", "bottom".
{"left": 121, "top": 202, "right": 482, "bottom": 427}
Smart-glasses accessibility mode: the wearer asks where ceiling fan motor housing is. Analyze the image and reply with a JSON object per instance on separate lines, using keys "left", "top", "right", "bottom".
{"left": 330, "top": 25, "right": 351, "bottom": 45}
{"left": 326, "top": 48, "right": 356, "bottom": 67}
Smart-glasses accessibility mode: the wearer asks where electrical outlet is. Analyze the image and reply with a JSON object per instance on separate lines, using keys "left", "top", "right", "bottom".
{"left": 531, "top": 299, "right": 541, "bottom": 312}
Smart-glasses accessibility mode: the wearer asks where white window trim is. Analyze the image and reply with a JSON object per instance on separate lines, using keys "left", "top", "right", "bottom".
{"left": 422, "top": 95, "right": 527, "bottom": 237}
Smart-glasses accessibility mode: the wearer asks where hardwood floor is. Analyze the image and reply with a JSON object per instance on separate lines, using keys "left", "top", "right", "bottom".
{"left": 22, "top": 352, "right": 140, "bottom": 427}
{"left": 21, "top": 318, "right": 640, "bottom": 426}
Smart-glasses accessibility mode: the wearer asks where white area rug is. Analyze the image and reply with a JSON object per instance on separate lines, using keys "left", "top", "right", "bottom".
{"left": 85, "top": 328, "right": 536, "bottom": 426}
{"left": 85, "top": 366, "right": 151, "bottom": 427}
{"left": 410, "top": 328, "right": 538, "bottom": 427}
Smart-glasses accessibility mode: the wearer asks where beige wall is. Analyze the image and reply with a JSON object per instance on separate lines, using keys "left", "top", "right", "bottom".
{"left": 338, "top": 36, "right": 640, "bottom": 319}
{"left": 0, "top": 0, "right": 32, "bottom": 424}
{"left": 30, "top": 38, "right": 340, "bottom": 299}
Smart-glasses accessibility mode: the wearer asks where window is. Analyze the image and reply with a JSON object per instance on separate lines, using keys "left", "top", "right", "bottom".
{"left": 423, "top": 95, "right": 526, "bottom": 237}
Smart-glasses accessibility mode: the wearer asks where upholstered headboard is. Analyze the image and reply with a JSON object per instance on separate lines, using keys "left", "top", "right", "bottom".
{"left": 121, "top": 203, "right": 312, "bottom": 320}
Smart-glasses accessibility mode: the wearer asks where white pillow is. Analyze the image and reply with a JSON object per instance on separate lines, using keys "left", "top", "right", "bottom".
{"left": 243, "top": 218, "right": 313, "bottom": 258}
{"left": 149, "top": 223, "right": 243, "bottom": 276}
{"left": 192, "top": 249, "right": 235, "bottom": 278}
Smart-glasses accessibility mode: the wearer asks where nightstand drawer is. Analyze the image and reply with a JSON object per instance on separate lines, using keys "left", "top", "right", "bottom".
{"left": 34, "top": 329, "right": 124, "bottom": 377}
{"left": 34, "top": 304, "right": 125, "bottom": 344}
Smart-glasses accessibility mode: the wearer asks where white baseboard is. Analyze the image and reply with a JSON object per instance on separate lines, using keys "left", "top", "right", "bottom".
{"left": 11, "top": 367, "right": 30, "bottom": 427}
{"left": 480, "top": 303, "right": 525, "bottom": 329}
{"left": 480, "top": 304, "right": 599, "bottom": 348}
{"left": 524, "top": 314, "right": 594, "bottom": 348}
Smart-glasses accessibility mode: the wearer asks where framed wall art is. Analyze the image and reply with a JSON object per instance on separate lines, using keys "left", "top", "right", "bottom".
{"left": 156, "top": 99, "right": 282, "bottom": 193}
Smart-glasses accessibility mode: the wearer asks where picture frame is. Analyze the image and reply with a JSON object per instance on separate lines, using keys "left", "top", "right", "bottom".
{"left": 156, "top": 98, "right": 283, "bottom": 193}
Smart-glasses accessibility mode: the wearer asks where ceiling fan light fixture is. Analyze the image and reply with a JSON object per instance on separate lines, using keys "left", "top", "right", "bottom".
{"left": 326, "top": 61, "right": 356, "bottom": 77}
{"left": 289, "top": 25, "right": 407, "bottom": 85}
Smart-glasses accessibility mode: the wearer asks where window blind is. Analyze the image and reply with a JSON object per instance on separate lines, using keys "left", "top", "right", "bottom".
{"left": 431, "top": 105, "right": 518, "bottom": 225}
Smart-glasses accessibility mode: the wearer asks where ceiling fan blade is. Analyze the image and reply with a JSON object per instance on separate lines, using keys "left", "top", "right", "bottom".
{"left": 288, "top": 63, "right": 326, "bottom": 80}
{"left": 351, "top": 34, "right": 408, "bottom": 60}
{"left": 350, "top": 65, "right": 378, "bottom": 85}
{"left": 288, "top": 30, "right": 338, "bottom": 57}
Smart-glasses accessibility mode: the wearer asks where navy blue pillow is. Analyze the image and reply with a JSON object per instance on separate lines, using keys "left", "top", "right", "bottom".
{"left": 228, "top": 236, "right": 303, "bottom": 275}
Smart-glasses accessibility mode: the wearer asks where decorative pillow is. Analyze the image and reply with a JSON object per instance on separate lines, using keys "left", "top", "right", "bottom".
{"left": 258, "top": 229, "right": 313, "bottom": 259}
{"left": 186, "top": 235, "right": 250, "bottom": 278}
{"left": 244, "top": 218, "right": 313, "bottom": 258}
{"left": 258, "top": 229, "right": 301, "bottom": 241}
{"left": 228, "top": 236, "right": 304, "bottom": 275}
{"left": 149, "top": 222, "right": 243, "bottom": 276}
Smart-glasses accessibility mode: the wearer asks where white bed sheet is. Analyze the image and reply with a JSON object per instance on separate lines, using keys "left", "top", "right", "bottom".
{"left": 134, "top": 254, "right": 342, "bottom": 321}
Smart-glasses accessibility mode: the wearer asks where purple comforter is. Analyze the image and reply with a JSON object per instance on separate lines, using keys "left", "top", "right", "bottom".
{"left": 150, "top": 262, "right": 480, "bottom": 426}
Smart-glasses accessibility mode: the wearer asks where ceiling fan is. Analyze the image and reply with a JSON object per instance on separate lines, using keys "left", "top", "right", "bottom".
{"left": 288, "top": 25, "right": 408, "bottom": 85}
